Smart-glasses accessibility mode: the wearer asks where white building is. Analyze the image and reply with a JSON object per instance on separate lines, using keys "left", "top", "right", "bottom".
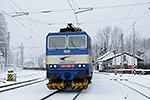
{"left": 97, "top": 51, "right": 144, "bottom": 70}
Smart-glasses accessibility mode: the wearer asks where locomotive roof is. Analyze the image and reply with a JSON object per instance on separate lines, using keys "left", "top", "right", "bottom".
{"left": 59, "top": 23, "right": 84, "bottom": 33}
{"left": 47, "top": 23, "right": 91, "bottom": 38}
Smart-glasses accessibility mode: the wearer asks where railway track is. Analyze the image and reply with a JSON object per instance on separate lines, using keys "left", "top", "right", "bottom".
{"left": 101, "top": 73, "right": 150, "bottom": 89}
{"left": 100, "top": 73, "right": 150, "bottom": 99}
{"left": 40, "top": 90, "right": 61, "bottom": 100}
{"left": 117, "top": 81, "right": 150, "bottom": 99}
{"left": 127, "top": 80, "right": 150, "bottom": 90}
{"left": 107, "top": 74, "right": 150, "bottom": 90}
{"left": 0, "top": 77, "right": 46, "bottom": 93}
{"left": 72, "top": 89, "right": 83, "bottom": 100}
{"left": 18, "top": 72, "right": 44, "bottom": 78}
{"left": 40, "top": 89, "right": 83, "bottom": 100}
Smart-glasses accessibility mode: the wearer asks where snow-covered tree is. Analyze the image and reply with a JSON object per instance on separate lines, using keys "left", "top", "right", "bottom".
{"left": 0, "top": 13, "right": 9, "bottom": 65}
{"left": 123, "top": 31, "right": 150, "bottom": 65}
{"left": 93, "top": 25, "right": 150, "bottom": 67}
{"left": 38, "top": 54, "right": 45, "bottom": 67}
{"left": 139, "top": 38, "right": 150, "bottom": 64}
{"left": 94, "top": 26, "right": 122, "bottom": 57}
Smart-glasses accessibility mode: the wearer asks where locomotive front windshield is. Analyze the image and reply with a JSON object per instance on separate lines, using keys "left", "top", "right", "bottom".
{"left": 69, "top": 35, "right": 86, "bottom": 48}
{"left": 48, "top": 36, "right": 66, "bottom": 49}
{"left": 48, "top": 35, "right": 86, "bottom": 49}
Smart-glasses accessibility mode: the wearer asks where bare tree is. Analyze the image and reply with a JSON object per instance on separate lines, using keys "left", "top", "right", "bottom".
{"left": 124, "top": 31, "right": 141, "bottom": 54}
{"left": 94, "top": 26, "right": 122, "bottom": 57}
{"left": 109, "top": 26, "right": 122, "bottom": 52}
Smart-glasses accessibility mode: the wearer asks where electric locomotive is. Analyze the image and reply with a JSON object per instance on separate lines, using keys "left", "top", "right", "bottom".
{"left": 46, "top": 23, "right": 93, "bottom": 90}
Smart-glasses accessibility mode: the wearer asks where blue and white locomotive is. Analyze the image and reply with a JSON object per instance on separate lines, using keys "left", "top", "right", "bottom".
{"left": 46, "top": 23, "right": 93, "bottom": 90}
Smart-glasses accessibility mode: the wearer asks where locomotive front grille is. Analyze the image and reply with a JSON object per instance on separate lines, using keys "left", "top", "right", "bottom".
{"left": 64, "top": 72, "right": 71, "bottom": 79}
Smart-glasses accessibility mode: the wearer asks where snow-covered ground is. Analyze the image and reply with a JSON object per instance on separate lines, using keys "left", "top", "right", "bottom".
{"left": 79, "top": 72, "right": 150, "bottom": 100}
{"left": 0, "top": 67, "right": 46, "bottom": 86}
{"left": 0, "top": 69, "right": 150, "bottom": 100}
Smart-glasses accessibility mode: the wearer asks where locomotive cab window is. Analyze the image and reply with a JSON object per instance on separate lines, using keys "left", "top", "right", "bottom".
{"left": 48, "top": 36, "right": 66, "bottom": 49}
{"left": 68, "top": 35, "right": 87, "bottom": 48}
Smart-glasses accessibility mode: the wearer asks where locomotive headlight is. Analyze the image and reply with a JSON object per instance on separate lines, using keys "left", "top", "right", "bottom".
{"left": 64, "top": 50, "right": 70, "bottom": 53}
{"left": 49, "top": 64, "right": 53, "bottom": 69}
{"left": 64, "top": 50, "right": 67, "bottom": 53}
{"left": 67, "top": 50, "right": 70, "bottom": 53}
{"left": 54, "top": 64, "right": 57, "bottom": 68}
{"left": 78, "top": 64, "right": 82, "bottom": 68}
{"left": 83, "top": 64, "right": 86, "bottom": 68}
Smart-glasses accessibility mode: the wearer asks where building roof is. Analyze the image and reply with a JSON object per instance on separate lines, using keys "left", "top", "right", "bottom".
{"left": 97, "top": 51, "right": 114, "bottom": 61}
{"left": 97, "top": 52, "right": 144, "bottom": 62}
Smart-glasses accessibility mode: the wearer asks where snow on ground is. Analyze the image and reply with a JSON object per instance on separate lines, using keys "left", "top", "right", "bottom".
{"left": 0, "top": 67, "right": 46, "bottom": 86}
{"left": 0, "top": 69, "right": 150, "bottom": 100}
{"left": 78, "top": 72, "right": 149, "bottom": 100}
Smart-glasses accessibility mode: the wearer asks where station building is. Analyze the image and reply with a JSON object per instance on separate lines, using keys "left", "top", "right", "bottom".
{"left": 97, "top": 51, "right": 144, "bottom": 70}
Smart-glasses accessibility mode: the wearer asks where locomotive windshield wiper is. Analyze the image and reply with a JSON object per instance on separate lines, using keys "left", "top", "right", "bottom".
{"left": 52, "top": 42, "right": 58, "bottom": 50}
{"left": 71, "top": 41, "right": 77, "bottom": 50}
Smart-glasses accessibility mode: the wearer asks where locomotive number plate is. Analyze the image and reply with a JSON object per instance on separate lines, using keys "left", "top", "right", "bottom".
{"left": 60, "top": 65, "right": 75, "bottom": 68}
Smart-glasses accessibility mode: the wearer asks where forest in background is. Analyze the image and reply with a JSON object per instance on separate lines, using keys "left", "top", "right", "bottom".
{"left": 93, "top": 26, "right": 150, "bottom": 68}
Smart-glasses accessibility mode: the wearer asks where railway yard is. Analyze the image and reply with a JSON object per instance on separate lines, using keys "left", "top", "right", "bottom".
{"left": 0, "top": 68, "right": 150, "bottom": 100}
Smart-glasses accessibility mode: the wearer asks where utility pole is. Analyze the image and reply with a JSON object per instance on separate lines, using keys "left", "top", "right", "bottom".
{"left": 16, "top": 51, "right": 18, "bottom": 68}
{"left": 20, "top": 43, "right": 24, "bottom": 67}
{"left": 7, "top": 32, "right": 10, "bottom": 65}
{"left": 121, "top": 33, "right": 124, "bottom": 69}
{"left": 95, "top": 44, "right": 98, "bottom": 70}
{"left": 113, "top": 50, "right": 117, "bottom": 75}
{"left": 133, "top": 22, "right": 136, "bottom": 75}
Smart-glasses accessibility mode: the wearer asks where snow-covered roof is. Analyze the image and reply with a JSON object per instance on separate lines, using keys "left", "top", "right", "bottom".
{"left": 97, "top": 52, "right": 144, "bottom": 62}
{"left": 97, "top": 51, "right": 114, "bottom": 60}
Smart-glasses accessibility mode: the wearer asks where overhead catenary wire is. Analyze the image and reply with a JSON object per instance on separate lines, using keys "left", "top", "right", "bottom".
{"left": 94, "top": 2, "right": 147, "bottom": 10}
{"left": 124, "top": 8, "right": 150, "bottom": 34}
{"left": 117, "top": 0, "right": 141, "bottom": 28}
{"left": 10, "top": 0, "right": 47, "bottom": 34}
{"left": 67, "top": 0, "right": 79, "bottom": 25}
{"left": 0, "top": 10, "right": 45, "bottom": 45}
{"left": 8, "top": 13, "right": 150, "bottom": 27}
{"left": 0, "top": 11, "right": 45, "bottom": 58}
{"left": 0, "top": 9, "right": 44, "bottom": 42}
{"left": 2, "top": 3, "right": 147, "bottom": 31}
{"left": 1, "top": 9, "right": 46, "bottom": 57}
{"left": 8, "top": 0, "right": 16, "bottom": 13}
{"left": 139, "top": 25, "right": 150, "bottom": 34}
{"left": 11, "top": 2, "right": 147, "bottom": 14}
{"left": 5, "top": 1, "right": 148, "bottom": 26}
{"left": 2, "top": 1, "right": 150, "bottom": 34}
{"left": 12, "top": 17, "right": 44, "bottom": 41}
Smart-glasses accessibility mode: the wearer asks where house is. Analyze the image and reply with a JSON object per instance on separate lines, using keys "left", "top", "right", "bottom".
{"left": 96, "top": 51, "right": 114, "bottom": 70}
{"left": 97, "top": 51, "right": 144, "bottom": 70}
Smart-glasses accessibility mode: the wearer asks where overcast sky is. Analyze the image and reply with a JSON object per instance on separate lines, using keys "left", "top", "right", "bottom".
{"left": 0, "top": 0, "right": 150, "bottom": 58}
